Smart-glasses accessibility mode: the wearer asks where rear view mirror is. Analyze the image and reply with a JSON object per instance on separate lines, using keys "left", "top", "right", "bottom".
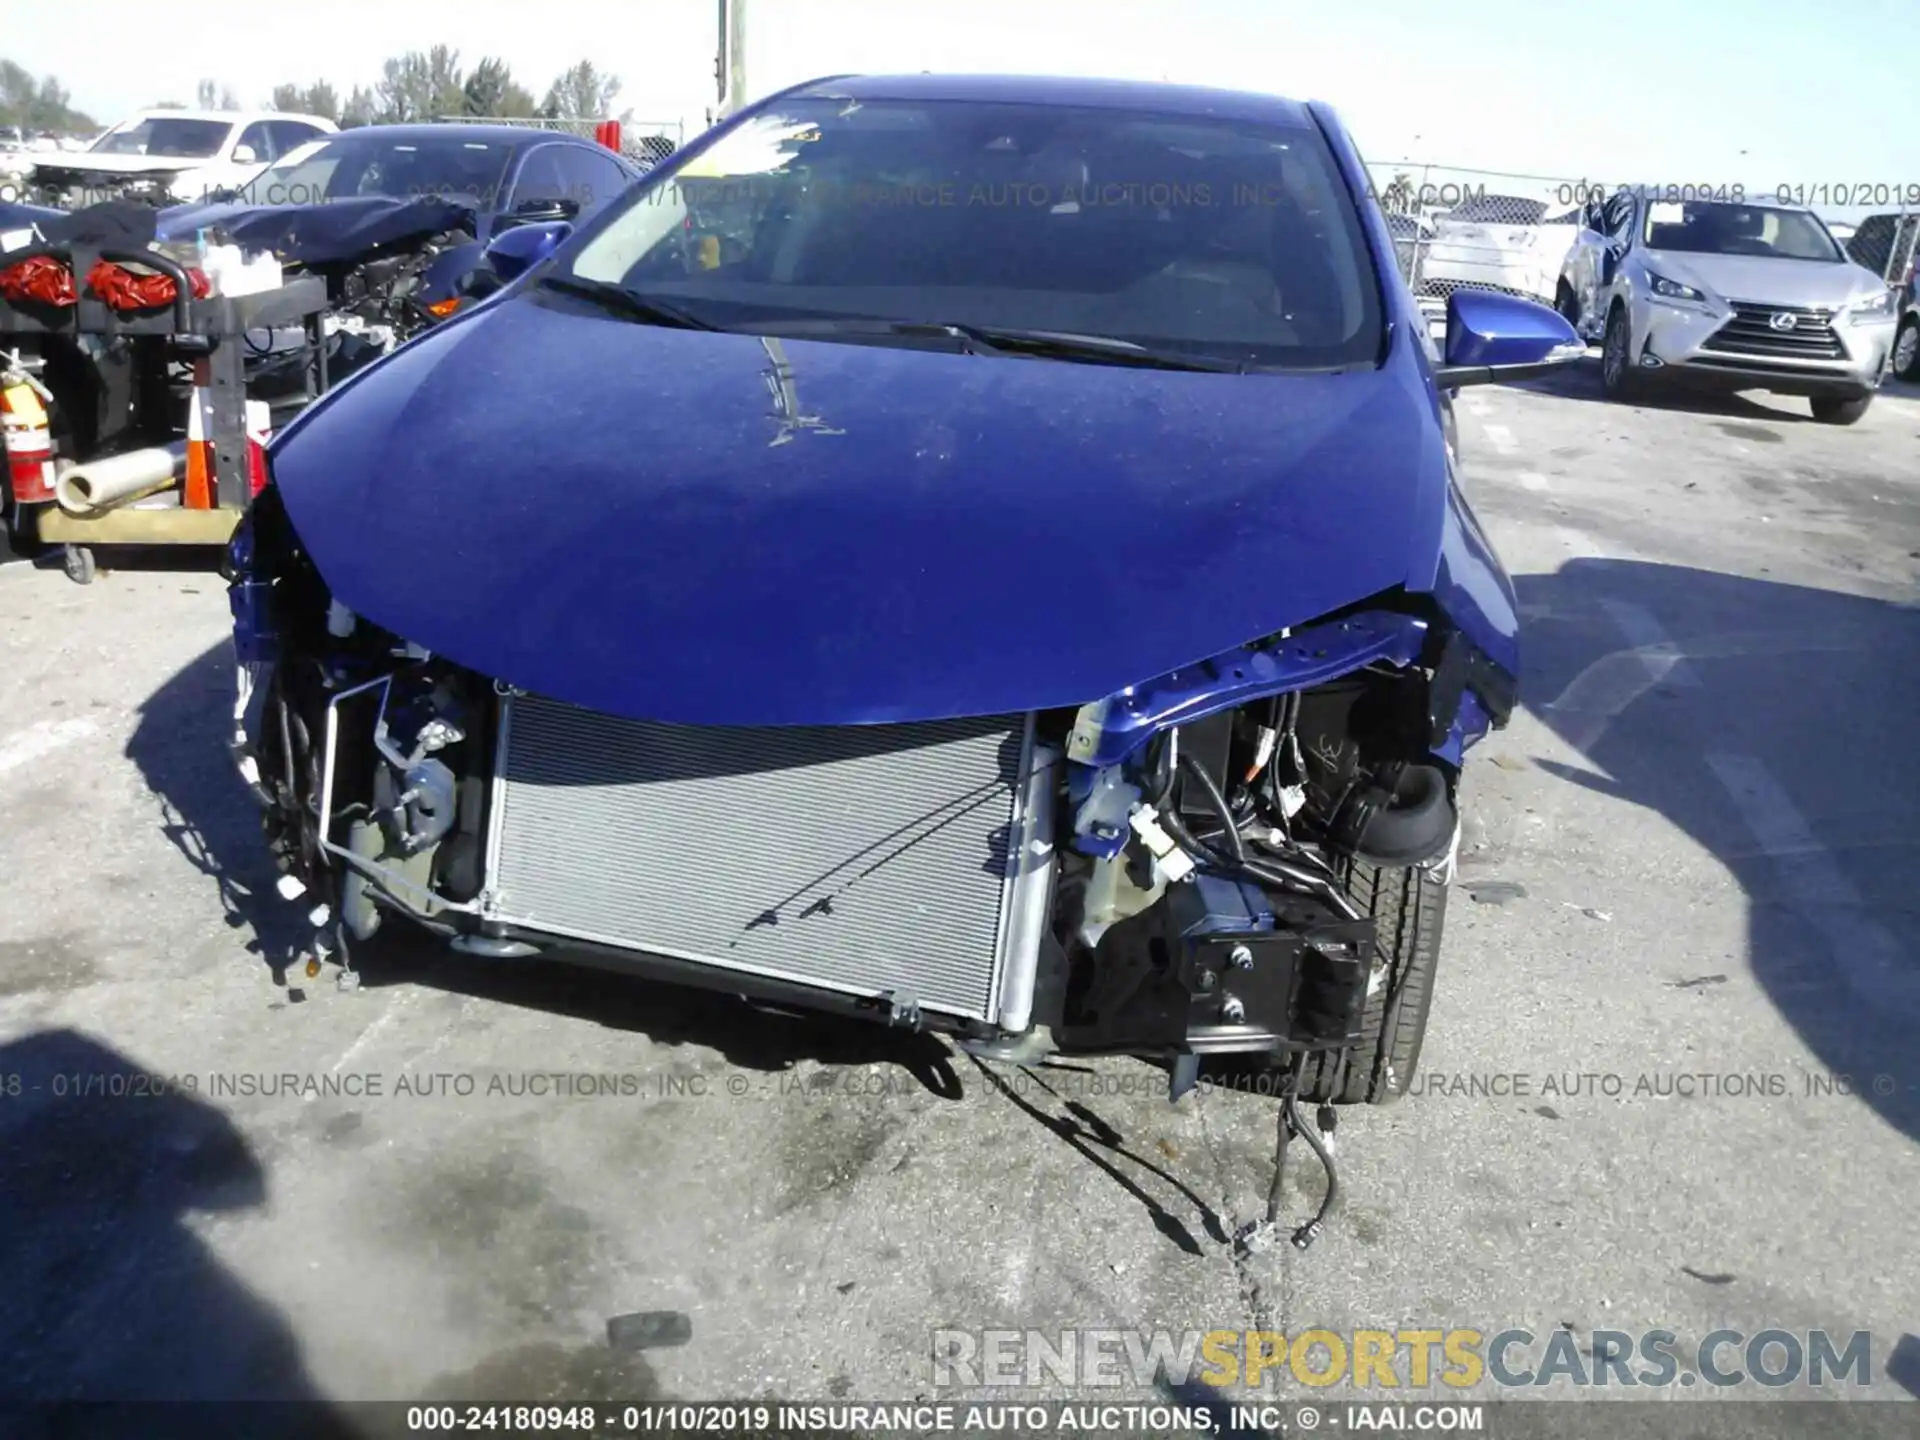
{"left": 483, "top": 220, "right": 573, "bottom": 282}
{"left": 1433, "top": 289, "right": 1583, "bottom": 388}
{"left": 231, "top": 143, "right": 257, "bottom": 165}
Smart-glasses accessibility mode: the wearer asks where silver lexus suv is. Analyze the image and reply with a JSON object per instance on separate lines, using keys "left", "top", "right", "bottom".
{"left": 1559, "top": 191, "right": 1899, "bottom": 423}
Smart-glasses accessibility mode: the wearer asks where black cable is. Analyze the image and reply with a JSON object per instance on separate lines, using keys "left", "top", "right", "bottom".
{"left": 1155, "top": 772, "right": 1364, "bottom": 923}
{"left": 1178, "top": 752, "right": 1244, "bottom": 863}
{"left": 1287, "top": 1084, "right": 1340, "bottom": 1249}
{"left": 1238, "top": 851, "right": 1364, "bottom": 922}
{"left": 1149, "top": 728, "right": 1178, "bottom": 808}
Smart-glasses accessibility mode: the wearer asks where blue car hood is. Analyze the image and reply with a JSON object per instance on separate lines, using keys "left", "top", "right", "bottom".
{"left": 270, "top": 289, "right": 1448, "bottom": 726}
{"left": 158, "top": 195, "right": 478, "bottom": 264}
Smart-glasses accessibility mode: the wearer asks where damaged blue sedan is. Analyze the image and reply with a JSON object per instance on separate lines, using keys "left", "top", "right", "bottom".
{"left": 229, "top": 75, "right": 1579, "bottom": 1216}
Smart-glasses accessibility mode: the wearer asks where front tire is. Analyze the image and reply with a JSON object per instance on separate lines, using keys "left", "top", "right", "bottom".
{"left": 1892, "top": 315, "right": 1919, "bottom": 381}
{"left": 1600, "top": 303, "right": 1637, "bottom": 397}
{"left": 1554, "top": 280, "right": 1579, "bottom": 326}
{"left": 1296, "top": 858, "right": 1448, "bottom": 1106}
{"left": 1810, "top": 394, "right": 1873, "bottom": 425}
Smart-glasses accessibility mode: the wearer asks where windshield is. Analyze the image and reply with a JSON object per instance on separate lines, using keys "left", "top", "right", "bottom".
{"left": 1643, "top": 200, "right": 1842, "bottom": 261}
{"left": 243, "top": 135, "right": 516, "bottom": 208}
{"left": 564, "top": 96, "right": 1383, "bottom": 369}
{"left": 92, "top": 117, "right": 231, "bottom": 159}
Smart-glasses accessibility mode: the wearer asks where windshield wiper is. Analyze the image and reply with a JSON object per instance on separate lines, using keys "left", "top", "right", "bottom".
{"left": 538, "top": 275, "right": 722, "bottom": 331}
{"left": 752, "top": 316, "right": 1249, "bottom": 372}
{"left": 959, "top": 324, "right": 1251, "bottom": 372}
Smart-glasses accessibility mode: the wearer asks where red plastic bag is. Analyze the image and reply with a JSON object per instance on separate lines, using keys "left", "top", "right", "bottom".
{"left": 0, "top": 256, "right": 79, "bottom": 307}
{"left": 85, "top": 260, "right": 211, "bottom": 312}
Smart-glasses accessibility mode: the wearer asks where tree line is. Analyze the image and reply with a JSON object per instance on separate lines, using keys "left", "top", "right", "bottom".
{"left": 274, "top": 48, "right": 623, "bottom": 126}
{"left": 0, "top": 50, "right": 622, "bottom": 136}
{"left": 0, "top": 60, "right": 94, "bottom": 133}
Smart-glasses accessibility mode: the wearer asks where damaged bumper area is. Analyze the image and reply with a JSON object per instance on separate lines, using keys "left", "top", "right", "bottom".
{"left": 31, "top": 164, "right": 187, "bottom": 209}
{"left": 230, "top": 487, "right": 1507, "bottom": 1075}
{"left": 159, "top": 197, "right": 485, "bottom": 392}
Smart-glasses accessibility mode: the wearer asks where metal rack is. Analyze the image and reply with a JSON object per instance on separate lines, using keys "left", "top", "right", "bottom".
{"left": 0, "top": 242, "right": 330, "bottom": 575}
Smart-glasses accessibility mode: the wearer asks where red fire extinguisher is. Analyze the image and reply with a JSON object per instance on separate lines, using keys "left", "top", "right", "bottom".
{"left": 1, "top": 360, "right": 56, "bottom": 513}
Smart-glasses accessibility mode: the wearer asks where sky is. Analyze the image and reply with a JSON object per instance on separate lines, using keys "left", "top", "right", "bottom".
{"left": 4, "top": 0, "right": 1915, "bottom": 214}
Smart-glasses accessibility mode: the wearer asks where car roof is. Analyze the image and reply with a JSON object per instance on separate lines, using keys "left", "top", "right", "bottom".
{"left": 325, "top": 122, "right": 609, "bottom": 149}
{"left": 122, "top": 108, "right": 335, "bottom": 127}
{"left": 786, "top": 73, "right": 1315, "bottom": 128}
{"left": 1624, "top": 187, "right": 1814, "bottom": 215}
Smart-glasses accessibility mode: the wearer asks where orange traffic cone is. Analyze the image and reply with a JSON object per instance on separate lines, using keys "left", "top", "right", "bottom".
{"left": 182, "top": 359, "right": 215, "bottom": 509}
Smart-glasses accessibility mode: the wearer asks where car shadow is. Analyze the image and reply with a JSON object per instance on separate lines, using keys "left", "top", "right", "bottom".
{"left": 1517, "top": 558, "right": 1920, "bottom": 1146}
{"left": 969, "top": 1057, "right": 1232, "bottom": 1255}
{"left": 0, "top": 1029, "right": 362, "bottom": 1435}
{"left": 1504, "top": 357, "right": 1821, "bottom": 424}
{"left": 359, "top": 936, "right": 968, "bottom": 1097}
{"left": 123, "top": 637, "right": 312, "bottom": 988}
{"left": 121, "top": 641, "right": 1235, "bottom": 1254}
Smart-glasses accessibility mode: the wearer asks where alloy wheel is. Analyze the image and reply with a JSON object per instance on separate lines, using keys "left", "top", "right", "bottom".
{"left": 1895, "top": 321, "right": 1918, "bottom": 378}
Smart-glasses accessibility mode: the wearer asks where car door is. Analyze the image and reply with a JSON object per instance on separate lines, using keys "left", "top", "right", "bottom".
{"left": 214, "top": 120, "right": 279, "bottom": 195}
{"left": 1582, "top": 191, "right": 1637, "bottom": 330}
{"left": 1560, "top": 196, "right": 1607, "bottom": 309}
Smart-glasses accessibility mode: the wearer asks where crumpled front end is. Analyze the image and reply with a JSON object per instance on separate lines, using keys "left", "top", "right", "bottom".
{"left": 32, "top": 162, "right": 188, "bottom": 209}
{"left": 157, "top": 198, "right": 486, "bottom": 395}
{"left": 230, "top": 473, "right": 1507, "bottom": 1068}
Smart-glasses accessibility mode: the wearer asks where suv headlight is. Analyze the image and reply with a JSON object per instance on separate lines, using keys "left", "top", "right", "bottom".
{"left": 1648, "top": 272, "right": 1707, "bottom": 305}
{"left": 1846, "top": 288, "right": 1898, "bottom": 322}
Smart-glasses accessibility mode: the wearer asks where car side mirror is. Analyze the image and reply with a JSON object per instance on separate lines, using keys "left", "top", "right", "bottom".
{"left": 1432, "top": 288, "right": 1584, "bottom": 388}
{"left": 483, "top": 220, "right": 573, "bottom": 281}
{"left": 231, "top": 143, "right": 257, "bottom": 165}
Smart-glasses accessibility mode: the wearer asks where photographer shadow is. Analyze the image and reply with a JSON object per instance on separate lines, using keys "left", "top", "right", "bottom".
{"left": 0, "top": 1029, "right": 360, "bottom": 1437}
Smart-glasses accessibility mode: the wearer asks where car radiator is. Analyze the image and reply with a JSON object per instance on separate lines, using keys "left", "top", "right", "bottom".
{"left": 482, "top": 695, "right": 1051, "bottom": 1025}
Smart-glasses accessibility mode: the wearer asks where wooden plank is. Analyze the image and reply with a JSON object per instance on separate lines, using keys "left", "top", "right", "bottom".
{"left": 37, "top": 507, "right": 241, "bottom": 545}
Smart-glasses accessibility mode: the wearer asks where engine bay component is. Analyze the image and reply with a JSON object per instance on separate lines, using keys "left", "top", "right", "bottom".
{"left": 483, "top": 697, "right": 1049, "bottom": 1027}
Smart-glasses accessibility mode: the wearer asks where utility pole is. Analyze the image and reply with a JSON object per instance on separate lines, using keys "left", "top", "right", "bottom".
{"left": 714, "top": 0, "right": 748, "bottom": 123}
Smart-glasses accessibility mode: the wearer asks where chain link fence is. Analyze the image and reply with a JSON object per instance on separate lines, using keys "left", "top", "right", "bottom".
{"left": 1841, "top": 211, "right": 1920, "bottom": 285}
{"left": 1364, "top": 163, "right": 1593, "bottom": 307}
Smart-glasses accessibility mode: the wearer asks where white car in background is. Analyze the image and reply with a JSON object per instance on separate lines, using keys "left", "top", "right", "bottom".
{"left": 1418, "top": 192, "right": 1582, "bottom": 304}
{"left": 30, "top": 109, "right": 337, "bottom": 208}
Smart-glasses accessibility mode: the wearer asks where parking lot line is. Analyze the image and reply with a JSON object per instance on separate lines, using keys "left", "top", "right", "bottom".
{"left": 0, "top": 717, "right": 98, "bottom": 780}
{"left": 1481, "top": 423, "right": 1517, "bottom": 455}
{"left": 1517, "top": 470, "right": 1549, "bottom": 491}
{"left": 1539, "top": 650, "right": 1669, "bottom": 753}
{"left": 1705, "top": 752, "right": 1920, "bottom": 1014}
{"left": 1598, "top": 599, "right": 1702, "bottom": 688}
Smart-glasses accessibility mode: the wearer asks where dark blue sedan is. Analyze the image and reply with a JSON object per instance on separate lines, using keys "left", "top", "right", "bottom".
{"left": 160, "top": 123, "right": 647, "bottom": 326}
{"left": 231, "top": 75, "right": 1580, "bottom": 1232}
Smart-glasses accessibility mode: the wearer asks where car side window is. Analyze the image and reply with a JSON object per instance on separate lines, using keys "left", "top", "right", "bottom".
{"left": 553, "top": 146, "right": 633, "bottom": 215}
{"left": 507, "top": 145, "right": 571, "bottom": 212}
{"left": 560, "top": 147, "right": 637, "bottom": 216}
{"left": 1603, "top": 193, "right": 1637, "bottom": 245}
{"left": 267, "top": 121, "right": 322, "bottom": 156}
{"left": 236, "top": 121, "right": 278, "bottom": 162}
